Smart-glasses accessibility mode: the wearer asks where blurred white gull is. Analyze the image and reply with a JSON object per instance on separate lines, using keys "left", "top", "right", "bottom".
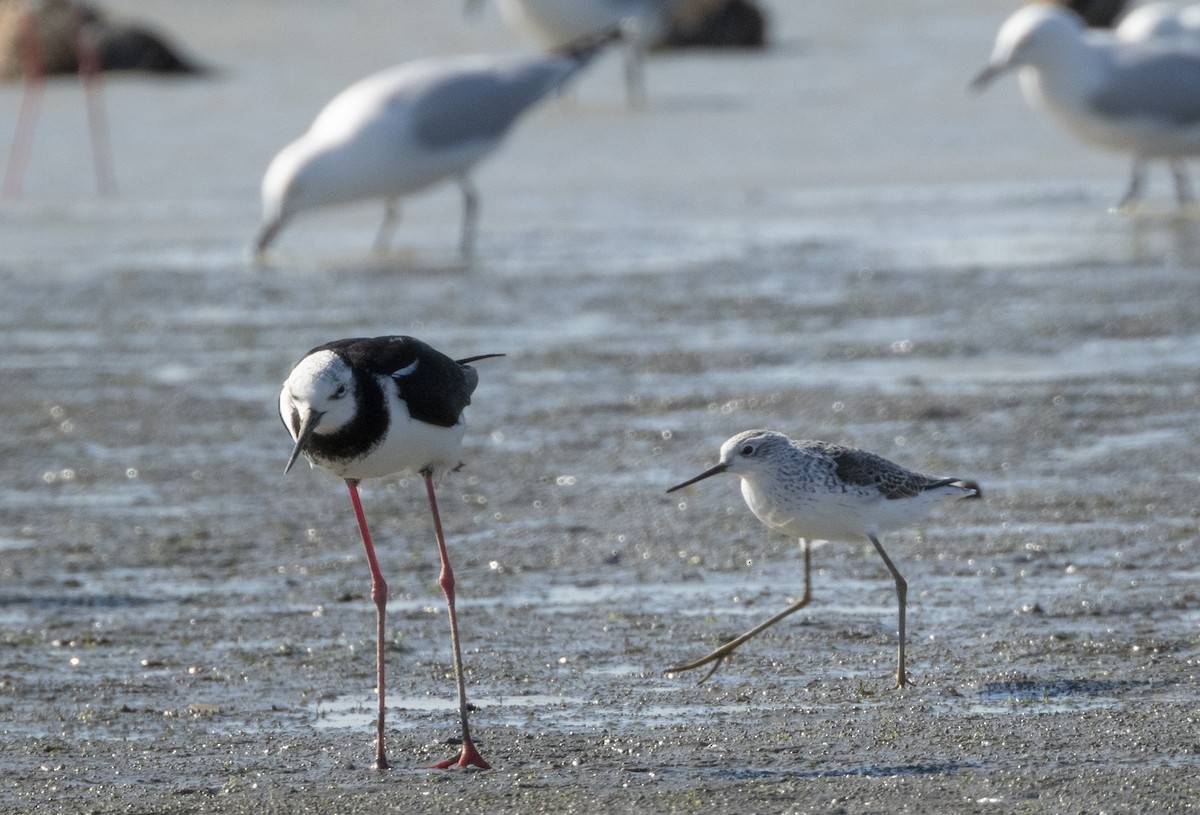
{"left": 470, "top": 0, "right": 670, "bottom": 107}
{"left": 254, "top": 35, "right": 612, "bottom": 259}
{"left": 972, "top": 3, "right": 1200, "bottom": 209}
{"left": 1114, "top": 3, "right": 1200, "bottom": 198}
{"left": 1115, "top": 1, "right": 1200, "bottom": 42}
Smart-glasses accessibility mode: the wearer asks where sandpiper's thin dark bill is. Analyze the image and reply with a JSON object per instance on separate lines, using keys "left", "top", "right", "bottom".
{"left": 666, "top": 462, "right": 727, "bottom": 493}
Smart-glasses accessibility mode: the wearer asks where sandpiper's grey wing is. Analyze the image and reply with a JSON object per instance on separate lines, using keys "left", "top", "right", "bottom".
{"left": 1090, "top": 51, "right": 1200, "bottom": 124}
{"left": 830, "top": 446, "right": 935, "bottom": 500}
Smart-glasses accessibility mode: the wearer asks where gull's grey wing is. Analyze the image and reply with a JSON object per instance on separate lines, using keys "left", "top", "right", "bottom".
{"left": 410, "top": 58, "right": 579, "bottom": 149}
{"left": 1089, "top": 51, "right": 1200, "bottom": 125}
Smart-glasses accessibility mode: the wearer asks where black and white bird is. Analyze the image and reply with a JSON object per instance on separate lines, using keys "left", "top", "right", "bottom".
{"left": 280, "top": 335, "right": 502, "bottom": 770}
{"left": 666, "top": 430, "right": 981, "bottom": 687}
{"left": 254, "top": 34, "right": 615, "bottom": 258}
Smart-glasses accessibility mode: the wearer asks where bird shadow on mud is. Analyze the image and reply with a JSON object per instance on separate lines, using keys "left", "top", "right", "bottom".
{"left": 694, "top": 760, "right": 984, "bottom": 781}
{"left": 0, "top": 591, "right": 160, "bottom": 611}
{"left": 978, "top": 677, "right": 1178, "bottom": 703}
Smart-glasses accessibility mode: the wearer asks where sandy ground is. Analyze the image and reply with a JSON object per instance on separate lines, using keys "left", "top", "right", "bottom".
{"left": 1, "top": 1, "right": 1199, "bottom": 812}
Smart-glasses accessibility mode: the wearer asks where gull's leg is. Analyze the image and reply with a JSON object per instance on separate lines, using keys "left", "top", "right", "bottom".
{"left": 374, "top": 198, "right": 400, "bottom": 251}
{"left": 423, "top": 471, "right": 490, "bottom": 770}
{"left": 667, "top": 539, "right": 812, "bottom": 683}
{"left": 867, "top": 533, "right": 909, "bottom": 689}
{"left": 346, "top": 479, "right": 391, "bottom": 770}
{"left": 1169, "top": 159, "right": 1193, "bottom": 207}
{"left": 1116, "top": 155, "right": 1146, "bottom": 211}
{"left": 620, "top": 16, "right": 648, "bottom": 108}
{"left": 458, "top": 177, "right": 478, "bottom": 258}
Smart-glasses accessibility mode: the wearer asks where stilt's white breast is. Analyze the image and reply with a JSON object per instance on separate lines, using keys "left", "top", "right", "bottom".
{"left": 335, "top": 372, "right": 467, "bottom": 482}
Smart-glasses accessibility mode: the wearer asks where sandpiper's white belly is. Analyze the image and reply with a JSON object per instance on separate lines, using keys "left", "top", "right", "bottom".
{"left": 740, "top": 475, "right": 959, "bottom": 542}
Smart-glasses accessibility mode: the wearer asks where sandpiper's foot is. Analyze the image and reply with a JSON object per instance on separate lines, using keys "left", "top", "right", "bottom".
{"left": 666, "top": 648, "right": 734, "bottom": 684}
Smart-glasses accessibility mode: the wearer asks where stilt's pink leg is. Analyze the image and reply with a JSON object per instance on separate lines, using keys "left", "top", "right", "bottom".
{"left": 346, "top": 480, "right": 390, "bottom": 770}
{"left": 423, "top": 472, "right": 490, "bottom": 770}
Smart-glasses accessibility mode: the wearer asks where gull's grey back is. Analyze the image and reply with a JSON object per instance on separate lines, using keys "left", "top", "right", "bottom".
{"left": 412, "top": 56, "right": 581, "bottom": 149}
{"left": 1090, "top": 51, "right": 1200, "bottom": 124}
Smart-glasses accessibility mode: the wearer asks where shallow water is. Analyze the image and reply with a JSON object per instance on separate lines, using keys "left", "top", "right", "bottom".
{"left": 1, "top": 0, "right": 1199, "bottom": 811}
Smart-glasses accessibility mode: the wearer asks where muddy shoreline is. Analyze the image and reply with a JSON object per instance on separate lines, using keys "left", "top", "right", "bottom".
{"left": 3, "top": 250, "right": 1198, "bottom": 813}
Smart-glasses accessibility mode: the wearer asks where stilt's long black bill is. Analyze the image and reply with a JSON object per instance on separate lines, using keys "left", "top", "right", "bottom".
{"left": 283, "top": 412, "right": 322, "bottom": 474}
{"left": 667, "top": 462, "right": 728, "bottom": 493}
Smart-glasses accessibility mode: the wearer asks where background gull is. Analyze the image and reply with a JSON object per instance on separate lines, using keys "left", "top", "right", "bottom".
{"left": 1114, "top": 1, "right": 1200, "bottom": 42}
{"left": 254, "top": 34, "right": 612, "bottom": 259}
{"left": 973, "top": 2, "right": 1200, "bottom": 210}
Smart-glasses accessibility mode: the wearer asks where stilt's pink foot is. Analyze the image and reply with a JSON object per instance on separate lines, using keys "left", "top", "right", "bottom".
{"left": 429, "top": 740, "right": 490, "bottom": 769}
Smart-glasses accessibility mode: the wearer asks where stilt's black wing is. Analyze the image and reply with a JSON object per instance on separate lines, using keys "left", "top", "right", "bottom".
{"left": 312, "top": 336, "right": 497, "bottom": 428}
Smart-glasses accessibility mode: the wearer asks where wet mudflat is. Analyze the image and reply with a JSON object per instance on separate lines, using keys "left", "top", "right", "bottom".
{"left": 1, "top": 1, "right": 1199, "bottom": 812}
{"left": 2, "top": 241, "right": 1198, "bottom": 813}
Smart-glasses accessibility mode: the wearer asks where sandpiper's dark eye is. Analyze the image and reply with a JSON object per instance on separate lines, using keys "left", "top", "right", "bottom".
{"left": 333, "top": 384, "right": 347, "bottom": 398}
{"left": 740, "top": 444, "right": 755, "bottom": 456}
